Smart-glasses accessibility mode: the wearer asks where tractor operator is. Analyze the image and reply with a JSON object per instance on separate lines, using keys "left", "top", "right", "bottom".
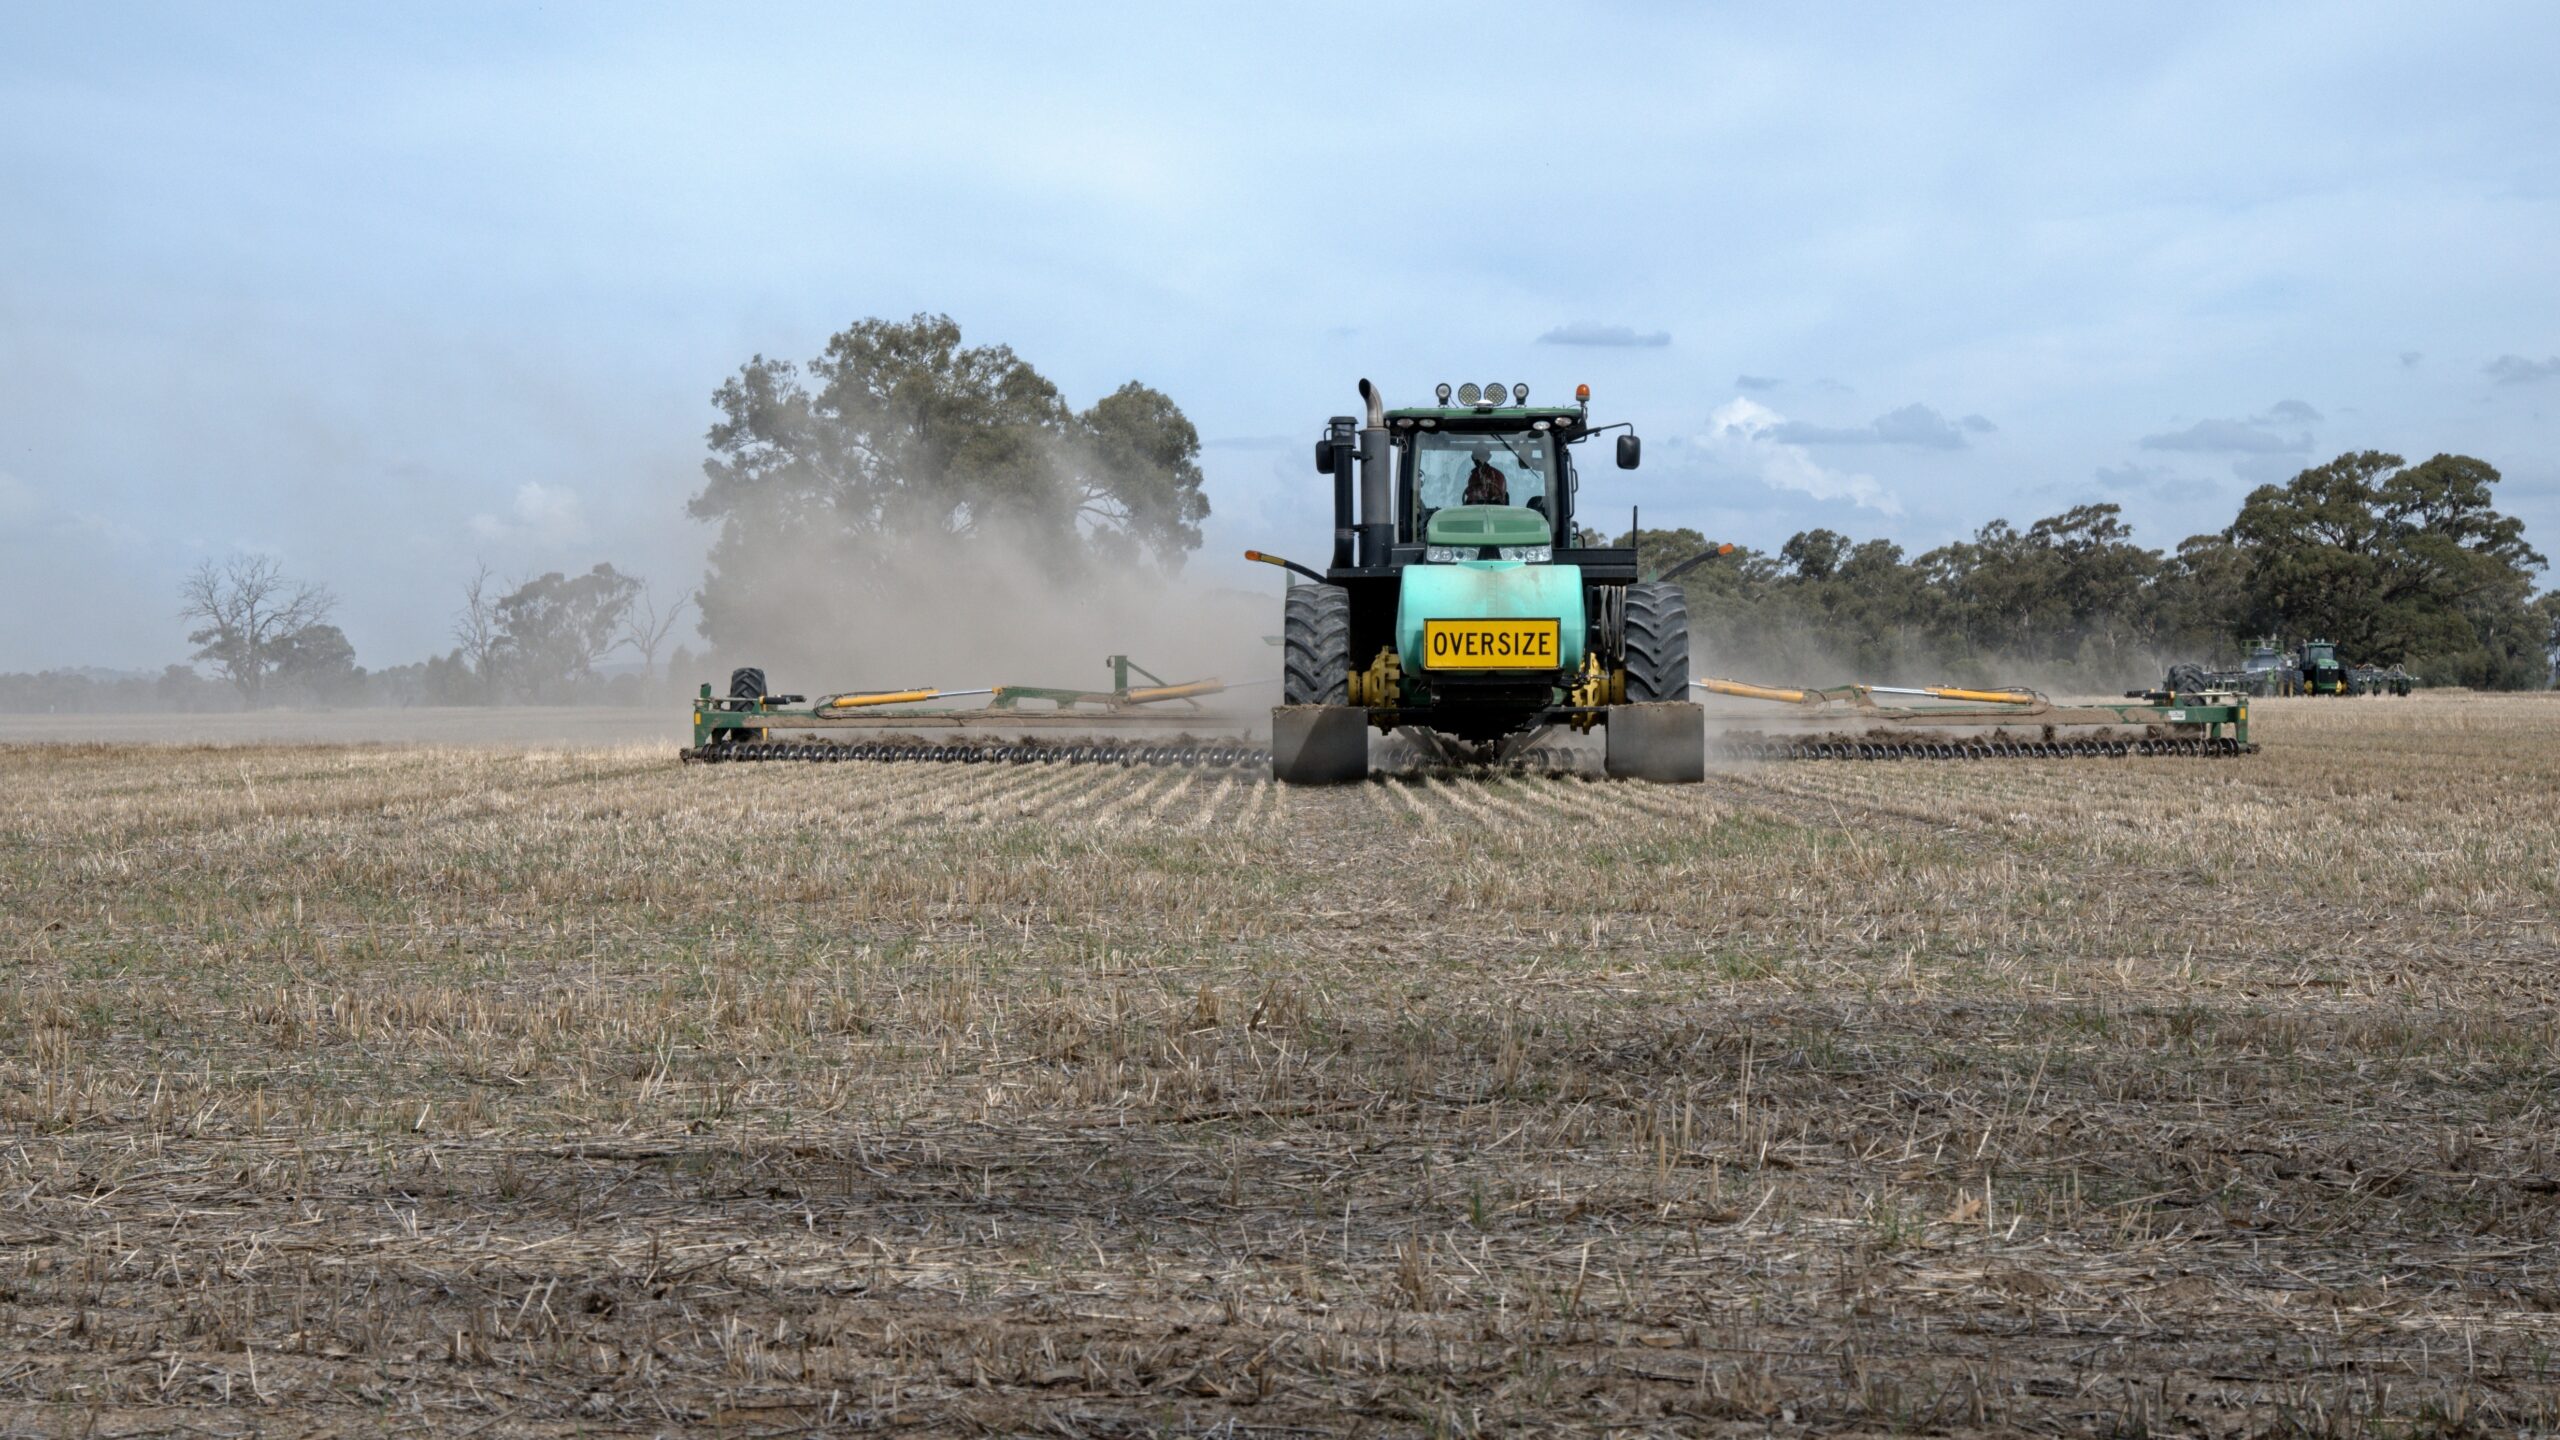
{"left": 1462, "top": 445, "right": 1509, "bottom": 506}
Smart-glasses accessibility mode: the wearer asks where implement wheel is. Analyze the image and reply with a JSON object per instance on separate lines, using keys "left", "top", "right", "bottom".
{"left": 1282, "top": 583, "right": 1350, "bottom": 706}
{"left": 1622, "top": 582, "right": 1690, "bottom": 703}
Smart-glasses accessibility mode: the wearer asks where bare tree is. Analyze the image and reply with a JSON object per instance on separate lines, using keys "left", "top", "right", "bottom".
{"left": 452, "top": 561, "right": 505, "bottom": 702}
{"left": 618, "top": 579, "right": 695, "bottom": 680}
{"left": 179, "top": 556, "right": 337, "bottom": 704}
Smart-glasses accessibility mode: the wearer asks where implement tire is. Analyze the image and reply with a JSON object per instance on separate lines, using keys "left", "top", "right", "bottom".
{"left": 1282, "top": 584, "right": 1351, "bottom": 706}
{"left": 1622, "top": 582, "right": 1690, "bottom": 704}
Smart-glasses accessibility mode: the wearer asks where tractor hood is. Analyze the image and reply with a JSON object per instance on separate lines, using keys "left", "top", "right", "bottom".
{"left": 1395, "top": 560, "right": 1587, "bottom": 676}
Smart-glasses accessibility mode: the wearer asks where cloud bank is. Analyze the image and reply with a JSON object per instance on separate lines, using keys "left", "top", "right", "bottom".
{"left": 1766, "top": 402, "right": 1984, "bottom": 451}
{"left": 1536, "top": 322, "right": 1671, "bottom": 348}
{"left": 2136, "top": 418, "right": 2309, "bottom": 454}
{"left": 2485, "top": 354, "right": 2560, "bottom": 385}
{"left": 469, "top": 482, "right": 587, "bottom": 546}
{"left": 1698, "top": 398, "right": 1903, "bottom": 515}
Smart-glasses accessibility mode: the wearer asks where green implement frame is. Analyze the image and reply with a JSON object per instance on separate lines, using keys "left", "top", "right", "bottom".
{"left": 1693, "top": 676, "right": 2254, "bottom": 752}
{"left": 689, "top": 654, "right": 1231, "bottom": 751}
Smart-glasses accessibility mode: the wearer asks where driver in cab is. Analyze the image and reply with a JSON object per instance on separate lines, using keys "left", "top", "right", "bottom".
{"left": 1462, "top": 445, "right": 1509, "bottom": 506}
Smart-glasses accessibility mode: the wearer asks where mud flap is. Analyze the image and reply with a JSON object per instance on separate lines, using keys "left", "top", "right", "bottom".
{"left": 1270, "top": 705, "right": 1370, "bottom": 785}
{"left": 1604, "top": 702, "right": 1705, "bottom": 783}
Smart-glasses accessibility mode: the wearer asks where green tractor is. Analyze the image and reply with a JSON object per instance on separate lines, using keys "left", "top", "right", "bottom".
{"left": 1257, "top": 380, "right": 1700, "bottom": 784}
{"left": 2298, "top": 639, "right": 2349, "bottom": 696}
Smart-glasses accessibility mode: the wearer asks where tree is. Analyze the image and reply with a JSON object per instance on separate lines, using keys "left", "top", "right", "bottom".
{"left": 1070, "top": 381, "right": 1210, "bottom": 563}
{"left": 2534, "top": 592, "right": 2560, "bottom": 688}
{"left": 1779, "top": 529, "right": 1849, "bottom": 581}
{"left": 179, "top": 556, "right": 337, "bottom": 703}
{"left": 270, "top": 622, "right": 363, "bottom": 703}
{"left": 688, "top": 313, "right": 1208, "bottom": 651}
{"left": 2156, "top": 533, "right": 2250, "bottom": 659}
{"left": 2228, "top": 452, "right": 2545, "bottom": 680}
{"left": 452, "top": 562, "right": 505, "bottom": 702}
{"left": 617, "top": 580, "right": 694, "bottom": 681}
{"left": 494, "top": 564, "right": 641, "bottom": 701}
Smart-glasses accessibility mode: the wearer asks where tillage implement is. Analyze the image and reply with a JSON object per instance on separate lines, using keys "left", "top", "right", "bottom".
{"left": 1250, "top": 379, "right": 1703, "bottom": 785}
{"left": 1695, "top": 677, "right": 2255, "bottom": 760}
{"left": 680, "top": 655, "right": 1265, "bottom": 768}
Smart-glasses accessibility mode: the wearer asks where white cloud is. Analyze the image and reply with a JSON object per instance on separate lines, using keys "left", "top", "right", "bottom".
{"left": 2137, "top": 418, "right": 2307, "bottom": 454}
{"left": 1767, "top": 402, "right": 1980, "bottom": 450}
{"left": 0, "top": 471, "right": 39, "bottom": 529}
{"left": 2485, "top": 354, "right": 2560, "bottom": 385}
{"left": 469, "top": 481, "right": 586, "bottom": 545}
{"left": 1537, "top": 322, "right": 1672, "bottom": 348}
{"left": 1698, "top": 398, "right": 1903, "bottom": 515}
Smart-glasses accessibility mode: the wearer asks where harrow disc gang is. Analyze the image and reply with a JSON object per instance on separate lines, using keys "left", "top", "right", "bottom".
{"left": 1714, "top": 735, "right": 2254, "bottom": 762}
{"left": 682, "top": 739, "right": 1271, "bottom": 769}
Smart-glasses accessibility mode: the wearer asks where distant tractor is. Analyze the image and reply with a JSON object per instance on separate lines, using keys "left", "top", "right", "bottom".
{"left": 2164, "top": 637, "right": 2298, "bottom": 698}
{"left": 1253, "top": 379, "right": 1699, "bottom": 784}
{"left": 2298, "top": 639, "right": 2350, "bottom": 696}
{"left": 2236, "top": 637, "right": 2302, "bottom": 697}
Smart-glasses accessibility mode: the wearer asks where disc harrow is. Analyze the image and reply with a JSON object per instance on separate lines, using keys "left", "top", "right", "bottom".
{"left": 684, "top": 738, "right": 1271, "bottom": 768}
{"left": 1712, "top": 734, "right": 2254, "bottom": 763}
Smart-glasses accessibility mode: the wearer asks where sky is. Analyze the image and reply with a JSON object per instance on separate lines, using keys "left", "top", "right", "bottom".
{"left": 3, "top": 3, "right": 2556, "bottom": 672}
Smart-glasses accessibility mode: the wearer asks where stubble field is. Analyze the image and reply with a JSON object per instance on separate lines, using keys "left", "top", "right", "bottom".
{"left": 2, "top": 694, "right": 2556, "bottom": 1436}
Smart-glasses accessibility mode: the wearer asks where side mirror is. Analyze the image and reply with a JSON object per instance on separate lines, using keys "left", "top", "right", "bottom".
{"left": 1616, "top": 434, "right": 1642, "bottom": 470}
{"left": 1314, "top": 438, "right": 1337, "bottom": 475}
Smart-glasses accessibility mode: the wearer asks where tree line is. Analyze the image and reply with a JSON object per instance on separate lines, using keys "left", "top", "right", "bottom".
{"left": 1601, "top": 451, "right": 2555, "bottom": 689}
{"left": 0, "top": 555, "right": 701, "bottom": 714}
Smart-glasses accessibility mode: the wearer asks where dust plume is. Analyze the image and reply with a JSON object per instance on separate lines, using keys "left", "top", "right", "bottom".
{"left": 692, "top": 521, "right": 1279, "bottom": 705}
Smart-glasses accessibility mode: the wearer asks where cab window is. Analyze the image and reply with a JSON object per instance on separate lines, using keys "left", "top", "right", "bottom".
{"left": 1407, "top": 430, "right": 1557, "bottom": 536}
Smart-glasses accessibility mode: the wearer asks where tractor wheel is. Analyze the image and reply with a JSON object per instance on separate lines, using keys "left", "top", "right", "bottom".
{"left": 1622, "top": 582, "right": 1690, "bottom": 703}
{"left": 1281, "top": 584, "right": 1350, "bottom": 706}
{"left": 729, "top": 667, "right": 768, "bottom": 700}
{"left": 2165, "top": 663, "right": 2208, "bottom": 694}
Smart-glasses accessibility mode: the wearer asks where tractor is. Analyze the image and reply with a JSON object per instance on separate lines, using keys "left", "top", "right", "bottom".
{"left": 2237, "top": 637, "right": 2301, "bottom": 697}
{"left": 2298, "top": 638, "right": 2350, "bottom": 696}
{"left": 1254, "top": 380, "right": 1700, "bottom": 784}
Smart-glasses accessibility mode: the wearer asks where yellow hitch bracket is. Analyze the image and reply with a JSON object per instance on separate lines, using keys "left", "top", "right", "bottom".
{"left": 1349, "top": 647, "right": 1401, "bottom": 709}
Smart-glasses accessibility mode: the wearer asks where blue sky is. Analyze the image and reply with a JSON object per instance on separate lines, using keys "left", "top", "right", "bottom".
{"left": 3, "top": 3, "right": 2556, "bottom": 670}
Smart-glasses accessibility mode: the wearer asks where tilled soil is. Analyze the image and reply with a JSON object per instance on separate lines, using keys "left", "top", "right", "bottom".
{"left": 1, "top": 694, "right": 2555, "bottom": 1436}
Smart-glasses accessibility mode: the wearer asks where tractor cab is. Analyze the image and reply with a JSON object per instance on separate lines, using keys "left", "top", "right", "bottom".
{"left": 1405, "top": 422, "right": 1568, "bottom": 555}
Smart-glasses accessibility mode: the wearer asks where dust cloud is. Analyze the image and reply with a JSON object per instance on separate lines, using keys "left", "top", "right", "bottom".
{"left": 696, "top": 525, "right": 1282, "bottom": 708}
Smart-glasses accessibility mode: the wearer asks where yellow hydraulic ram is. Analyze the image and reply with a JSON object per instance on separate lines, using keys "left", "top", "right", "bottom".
{"left": 820, "top": 686, "right": 996, "bottom": 710}
{"left": 1694, "top": 678, "right": 2040, "bottom": 707}
{"left": 1696, "top": 677, "right": 1815, "bottom": 704}
{"left": 1863, "top": 684, "right": 2039, "bottom": 706}
{"left": 1122, "top": 679, "right": 1226, "bottom": 706}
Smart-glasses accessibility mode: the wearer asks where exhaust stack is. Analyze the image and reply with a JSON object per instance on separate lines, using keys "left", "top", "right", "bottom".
{"left": 1356, "top": 378, "right": 1391, "bottom": 568}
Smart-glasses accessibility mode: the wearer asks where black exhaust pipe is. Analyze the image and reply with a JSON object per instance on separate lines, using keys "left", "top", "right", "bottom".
{"left": 1356, "top": 378, "right": 1391, "bottom": 568}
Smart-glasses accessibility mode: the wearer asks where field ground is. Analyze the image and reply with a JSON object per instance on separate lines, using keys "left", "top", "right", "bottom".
{"left": 2, "top": 694, "right": 2556, "bottom": 1436}
{"left": 0, "top": 706, "right": 675, "bottom": 749}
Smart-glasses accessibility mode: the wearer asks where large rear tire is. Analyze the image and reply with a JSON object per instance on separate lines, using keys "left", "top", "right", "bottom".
{"left": 729, "top": 667, "right": 768, "bottom": 700}
{"left": 2165, "top": 662, "right": 2208, "bottom": 695}
{"left": 1282, "top": 584, "right": 1350, "bottom": 706}
{"left": 1621, "top": 582, "right": 1690, "bottom": 704}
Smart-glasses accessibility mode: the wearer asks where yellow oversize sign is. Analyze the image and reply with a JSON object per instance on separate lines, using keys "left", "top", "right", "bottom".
{"left": 1422, "top": 619, "right": 1561, "bottom": 671}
